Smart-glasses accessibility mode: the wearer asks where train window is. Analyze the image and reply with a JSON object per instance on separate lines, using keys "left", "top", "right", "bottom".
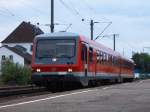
{"left": 103, "top": 53, "right": 105, "bottom": 64}
{"left": 103, "top": 53, "right": 107, "bottom": 64}
{"left": 100, "top": 51, "right": 103, "bottom": 64}
{"left": 125, "top": 61, "right": 131, "bottom": 69}
{"left": 89, "top": 47, "right": 93, "bottom": 62}
{"left": 105, "top": 53, "right": 108, "bottom": 64}
{"left": 36, "top": 39, "right": 76, "bottom": 58}
{"left": 106, "top": 53, "right": 108, "bottom": 64}
{"left": 112, "top": 56, "right": 115, "bottom": 65}
{"left": 123, "top": 61, "right": 126, "bottom": 68}
{"left": 108, "top": 55, "right": 112, "bottom": 65}
{"left": 116, "top": 58, "right": 119, "bottom": 66}
{"left": 123, "top": 60, "right": 125, "bottom": 68}
{"left": 30, "top": 45, "right": 33, "bottom": 51}
{"left": 81, "top": 45, "right": 85, "bottom": 61}
{"left": 96, "top": 51, "right": 100, "bottom": 63}
{"left": 81, "top": 44, "right": 87, "bottom": 62}
{"left": 114, "top": 57, "right": 118, "bottom": 66}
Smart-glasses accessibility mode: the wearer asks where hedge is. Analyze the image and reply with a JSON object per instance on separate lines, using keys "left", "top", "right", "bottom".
{"left": 1, "top": 61, "right": 32, "bottom": 85}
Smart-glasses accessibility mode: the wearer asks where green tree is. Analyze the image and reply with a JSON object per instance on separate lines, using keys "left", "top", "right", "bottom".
{"left": 132, "top": 53, "right": 150, "bottom": 73}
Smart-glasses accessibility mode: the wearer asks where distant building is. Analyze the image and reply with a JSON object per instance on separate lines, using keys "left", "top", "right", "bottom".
{"left": 0, "top": 21, "right": 44, "bottom": 71}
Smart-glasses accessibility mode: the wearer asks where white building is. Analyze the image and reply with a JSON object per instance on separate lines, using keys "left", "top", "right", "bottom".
{"left": 0, "top": 21, "right": 43, "bottom": 72}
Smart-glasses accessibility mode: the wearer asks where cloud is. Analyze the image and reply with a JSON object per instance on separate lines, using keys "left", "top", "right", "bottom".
{"left": 0, "top": 0, "right": 150, "bottom": 57}
{"left": 82, "top": 0, "right": 150, "bottom": 17}
{"left": 0, "top": 0, "right": 31, "bottom": 8}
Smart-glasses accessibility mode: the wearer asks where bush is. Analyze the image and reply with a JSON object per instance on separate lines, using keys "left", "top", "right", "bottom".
{"left": 1, "top": 61, "right": 32, "bottom": 85}
{"left": 140, "top": 74, "right": 150, "bottom": 79}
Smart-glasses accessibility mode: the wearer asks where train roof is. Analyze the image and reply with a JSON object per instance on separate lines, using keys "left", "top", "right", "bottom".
{"left": 80, "top": 35, "right": 133, "bottom": 63}
{"left": 35, "top": 32, "right": 133, "bottom": 63}
{"left": 36, "top": 32, "right": 79, "bottom": 38}
{"left": 80, "top": 35, "right": 120, "bottom": 55}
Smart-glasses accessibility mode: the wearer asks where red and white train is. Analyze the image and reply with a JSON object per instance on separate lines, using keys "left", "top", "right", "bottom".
{"left": 31, "top": 32, "right": 134, "bottom": 87}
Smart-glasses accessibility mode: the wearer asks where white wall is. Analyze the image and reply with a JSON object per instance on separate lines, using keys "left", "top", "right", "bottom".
{"left": 2, "top": 43, "right": 33, "bottom": 54}
{"left": 0, "top": 47, "right": 24, "bottom": 72}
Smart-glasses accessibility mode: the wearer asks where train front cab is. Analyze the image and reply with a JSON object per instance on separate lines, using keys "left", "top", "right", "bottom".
{"left": 31, "top": 35, "right": 94, "bottom": 87}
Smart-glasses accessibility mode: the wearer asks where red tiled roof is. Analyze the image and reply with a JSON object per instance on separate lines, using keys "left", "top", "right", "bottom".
{"left": 1, "top": 21, "right": 44, "bottom": 43}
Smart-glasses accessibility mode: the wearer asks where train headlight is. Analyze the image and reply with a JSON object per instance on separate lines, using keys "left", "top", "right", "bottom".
{"left": 68, "top": 68, "right": 72, "bottom": 72}
{"left": 36, "top": 69, "right": 41, "bottom": 72}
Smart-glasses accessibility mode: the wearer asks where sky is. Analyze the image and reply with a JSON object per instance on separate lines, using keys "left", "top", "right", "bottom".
{"left": 0, "top": 0, "right": 150, "bottom": 58}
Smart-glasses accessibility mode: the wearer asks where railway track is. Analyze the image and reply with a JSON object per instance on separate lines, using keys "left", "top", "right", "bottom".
{"left": 0, "top": 79, "right": 138, "bottom": 98}
{"left": 0, "top": 85, "right": 46, "bottom": 97}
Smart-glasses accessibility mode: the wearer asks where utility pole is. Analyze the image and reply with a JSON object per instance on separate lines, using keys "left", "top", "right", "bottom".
{"left": 113, "top": 34, "right": 116, "bottom": 51}
{"left": 90, "top": 20, "right": 101, "bottom": 40}
{"left": 90, "top": 20, "right": 94, "bottom": 40}
{"left": 83, "top": 19, "right": 111, "bottom": 40}
{"left": 51, "top": 0, "right": 54, "bottom": 33}
{"left": 96, "top": 34, "right": 119, "bottom": 51}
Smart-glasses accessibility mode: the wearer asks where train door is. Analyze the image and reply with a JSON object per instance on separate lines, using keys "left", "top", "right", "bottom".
{"left": 118, "top": 58, "right": 123, "bottom": 83}
{"left": 81, "top": 42, "right": 88, "bottom": 77}
{"left": 81, "top": 42, "right": 89, "bottom": 86}
{"left": 88, "top": 47, "right": 95, "bottom": 77}
{"left": 96, "top": 50, "right": 100, "bottom": 76}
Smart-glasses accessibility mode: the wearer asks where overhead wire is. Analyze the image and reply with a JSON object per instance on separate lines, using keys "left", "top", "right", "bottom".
{"left": 59, "top": 0, "right": 83, "bottom": 19}
{"left": 19, "top": 0, "right": 47, "bottom": 16}
{"left": 0, "top": 8, "right": 14, "bottom": 16}
{"left": 75, "top": 0, "right": 112, "bottom": 40}
{"left": 82, "top": 0, "right": 96, "bottom": 15}
{"left": 95, "top": 22, "right": 112, "bottom": 40}
{"left": 81, "top": 0, "right": 111, "bottom": 22}
{"left": 0, "top": 6, "right": 24, "bottom": 22}
{"left": 58, "top": 0, "right": 88, "bottom": 33}
{"left": 66, "top": 0, "right": 85, "bottom": 19}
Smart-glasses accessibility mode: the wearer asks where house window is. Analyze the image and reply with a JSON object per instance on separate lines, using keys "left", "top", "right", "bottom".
{"left": 2, "top": 55, "right": 6, "bottom": 60}
{"left": 9, "top": 55, "right": 13, "bottom": 61}
{"left": 30, "top": 45, "right": 33, "bottom": 51}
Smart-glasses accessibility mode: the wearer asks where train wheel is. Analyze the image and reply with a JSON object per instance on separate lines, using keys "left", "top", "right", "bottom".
{"left": 46, "top": 82, "right": 59, "bottom": 92}
{"left": 34, "top": 82, "right": 43, "bottom": 87}
{"left": 129, "top": 78, "right": 134, "bottom": 82}
{"left": 89, "top": 80, "right": 97, "bottom": 87}
{"left": 80, "top": 78, "right": 89, "bottom": 87}
{"left": 117, "top": 77, "right": 123, "bottom": 83}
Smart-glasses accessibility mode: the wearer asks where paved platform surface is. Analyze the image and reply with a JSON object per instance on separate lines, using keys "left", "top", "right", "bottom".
{"left": 0, "top": 80, "right": 150, "bottom": 112}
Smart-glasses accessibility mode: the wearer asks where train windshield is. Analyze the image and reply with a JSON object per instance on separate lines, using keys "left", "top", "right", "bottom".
{"left": 36, "top": 39, "right": 76, "bottom": 59}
